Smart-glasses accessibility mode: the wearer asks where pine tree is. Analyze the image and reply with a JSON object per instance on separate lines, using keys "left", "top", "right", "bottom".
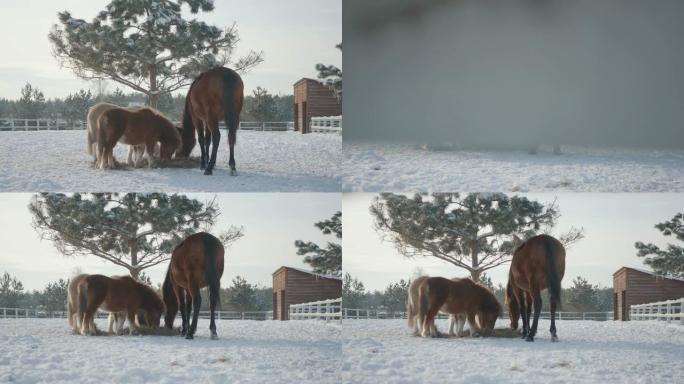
{"left": 41, "top": 278, "right": 69, "bottom": 313}
{"left": 382, "top": 279, "right": 409, "bottom": 314}
{"left": 226, "top": 276, "right": 256, "bottom": 312}
{"left": 15, "top": 83, "right": 46, "bottom": 118}
{"left": 371, "top": 193, "right": 584, "bottom": 282}
{"left": 62, "top": 89, "right": 94, "bottom": 125}
{"left": 295, "top": 211, "right": 342, "bottom": 277}
{"left": 342, "top": 273, "right": 366, "bottom": 309}
{"left": 316, "top": 43, "right": 342, "bottom": 95}
{"left": 48, "top": 0, "right": 263, "bottom": 108}
{"left": 246, "top": 87, "right": 277, "bottom": 122}
{"left": 0, "top": 272, "right": 25, "bottom": 308}
{"left": 635, "top": 212, "right": 684, "bottom": 278}
{"left": 29, "top": 193, "right": 243, "bottom": 278}
{"left": 565, "top": 276, "right": 597, "bottom": 312}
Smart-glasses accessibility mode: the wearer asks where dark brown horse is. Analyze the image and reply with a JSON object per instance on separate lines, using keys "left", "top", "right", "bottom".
{"left": 177, "top": 67, "right": 244, "bottom": 176}
{"left": 417, "top": 277, "right": 502, "bottom": 338}
{"left": 507, "top": 234, "right": 565, "bottom": 342}
{"left": 76, "top": 274, "right": 164, "bottom": 336}
{"left": 163, "top": 232, "right": 225, "bottom": 339}
{"left": 96, "top": 107, "right": 181, "bottom": 169}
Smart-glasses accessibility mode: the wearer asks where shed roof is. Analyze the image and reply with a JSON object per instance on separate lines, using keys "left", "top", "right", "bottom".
{"left": 613, "top": 266, "right": 684, "bottom": 283}
{"left": 272, "top": 265, "right": 341, "bottom": 281}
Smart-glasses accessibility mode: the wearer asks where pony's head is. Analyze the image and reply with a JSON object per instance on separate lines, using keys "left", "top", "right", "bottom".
{"left": 505, "top": 280, "right": 520, "bottom": 330}
{"left": 137, "top": 281, "right": 164, "bottom": 328}
{"left": 158, "top": 119, "right": 183, "bottom": 160}
{"left": 476, "top": 284, "right": 503, "bottom": 336}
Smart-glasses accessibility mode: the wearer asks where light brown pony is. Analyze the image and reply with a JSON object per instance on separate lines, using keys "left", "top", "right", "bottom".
{"left": 96, "top": 107, "right": 181, "bottom": 169}
{"left": 508, "top": 234, "right": 565, "bottom": 342}
{"left": 76, "top": 274, "right": 164, "bottom": 336}
{"left": 407, "top": 275, "right": 466, "bottom": 337}
{"left": 162, "top": 232, "right": 224, "bottom": 339}
{"left": 176, "top": 67, "right": 244, "bottom": 176}
{"left": 417, "top": 277, "right": 502, "bottom": 338}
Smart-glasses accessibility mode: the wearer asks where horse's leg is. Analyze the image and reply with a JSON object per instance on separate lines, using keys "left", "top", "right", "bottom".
{"left": 456, "top": 313, "right": 466, "bottom": 337}
{"left": 197, "top": 123, "right": 207, "bottom": 170}
{"left": 127, "top": 310, "right": 139, "bottom": 335}
{"left": 107, "top": 312, "right": 115, "bottom": 334}
{"left": 466, "top": 311, "right": 481, "bottom": 337}
{"left": 144, "top": 139, "right": 157, "bottom": 168}
{"left": 203, "top": 125, "right": 212, "bottom": 168}
{"left": 186, "top": 287, "right": 202, "bottom": 339}
{"left": 127, "top": 145, "right": 134, "bottom": 166}
{"left": 518, "top": 294, "right": 529, "bottom": 339}
{"left": 227, "top": 116, "right": 238, "bottom": 176}
{"left": 204, "top": 122, "right": 221, "bottom": 176}
{"left": 447, "top": 314, "right": 456, "bottom": 337}
{"left": 550, "top": 292, "right": 559, "bottom": 342}
{"left": 209, "top": 281, "right": 219, "bottom": 340}
{"left": 176, "top": 288, "right": 188, "bottom": 336}
{"left": 526, "top": 289, "right": 543, "bottom": 342}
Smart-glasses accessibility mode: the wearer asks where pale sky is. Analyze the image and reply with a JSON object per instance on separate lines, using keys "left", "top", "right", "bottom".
{"left": 0, "top": 0, "right": 341, "bottom": 99}
{"left": 343, "top": 193, "right": 684, "bottom": 291}
{"left": 0, "top": 193, "right": 340, "bottom": 291}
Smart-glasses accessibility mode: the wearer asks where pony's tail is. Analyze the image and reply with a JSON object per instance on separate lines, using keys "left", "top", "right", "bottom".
{"left": 202, "top": 234, "right": 221, "bottom": 310}
{"left": 417, "top": 284, "right": 430, "bottom": 334}
{"left": 544, "top": 238, "right": 562, "bottom": 310}
{"left": 77, "top": 280, "right": 88, "bottom": 328}
{"left": 96, "top": 113, "right": 109, "bottom": 166}
{"left": 407, "top": 291, "right": 415, "bottom": 329}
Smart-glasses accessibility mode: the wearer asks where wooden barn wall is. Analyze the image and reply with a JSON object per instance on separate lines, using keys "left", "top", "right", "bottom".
{"left": 272, "top": 269, "right": 288, "bottom": 320}
{"left": 285, "top": 269, "right": 342, "bottom": 306}
{"left": 614, "top": 268, "right": 684, "bottom": 320}
{"left": 293, "top": 80, "right": 341, "bottom": 133}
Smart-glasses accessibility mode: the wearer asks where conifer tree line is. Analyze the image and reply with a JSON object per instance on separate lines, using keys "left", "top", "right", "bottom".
{"left": 0, "top": 83, "right": 294, "bottom": 123}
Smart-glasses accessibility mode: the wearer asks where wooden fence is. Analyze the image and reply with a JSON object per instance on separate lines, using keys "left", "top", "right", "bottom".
{"left": 289, "top": 298, "right": 342, "bottom": 322}
{"left": 630, "top": 297, "right": 684, "bottom": 324}
{"left": 0, "top": 307, "right": 272, "bottom": 321}
{"left": 342, "top": 308, "right": 614, "bottom": 321}
{"left": 0, "top": 118, "right": 294, "bottom": 132}
{"left": 310, "top": 116, "right": 342, "bottom": 134}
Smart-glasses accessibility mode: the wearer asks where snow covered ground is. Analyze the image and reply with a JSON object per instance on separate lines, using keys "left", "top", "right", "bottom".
{"left": 343, "top": 142, "right": 684, "bottom": 192}
{"left": 342, "top": 319, "right": 684, "bottom": 384}
{"left": 0, "top": 131, "right": 340, "bottom": 192}
{"left": 0, "top": 318, "right": 341, "bottom": 384}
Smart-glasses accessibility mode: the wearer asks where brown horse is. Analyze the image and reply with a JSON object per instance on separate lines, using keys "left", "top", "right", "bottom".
{"left": 417, "top": 277, "right": 502, "bottom": 338}
{"left": 162, "top": 232, "right": 224, "bottom": 339}
{"left": 96, "top": 107, "right": 181, "bottom": 169}
{"left": 407, "top": 275, "right": 466, "bottom": 337}
{"left": 507, "top": 234, "right": 565, "bottom": 342}
{"left": 75, "top": 274, "right": 164, "bottom": 336}
{"left": 176, "top": 67, "right": 244, "bottom": 176}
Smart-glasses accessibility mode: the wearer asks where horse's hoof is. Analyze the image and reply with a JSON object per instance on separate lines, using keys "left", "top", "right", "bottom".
{"left": 185, "top": 334, "right": 194, "bottom": 340}
{"left": 204, "top": 168, "right": 213, "bottom": 175}
{"left": 210, "top": 333, "right": 218, "bottom": 340}
{"left": 230, "top": 169, "right": 238, "bottom": 176}
{"left": 525, "top": 335, "right": 534, "bottom": 342}
{"left": 551, "top": 335, "right": 559, "bottom": 342}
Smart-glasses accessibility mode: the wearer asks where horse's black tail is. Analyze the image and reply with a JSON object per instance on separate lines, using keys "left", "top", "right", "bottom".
{"left": 162, "top": 267, "right": 178, "bottom": 328}
{"left": 202, "top": 233, "right": 222, "bottom": 309}
{"left": 544, "top": 238, "right": 562, "bottom": 310}
{"left": 221, "top": 69, "right": 242, "bottom": 140}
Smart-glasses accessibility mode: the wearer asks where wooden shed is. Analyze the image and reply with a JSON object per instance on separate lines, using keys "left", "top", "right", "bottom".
{"left": 293, "top": 78, "right": 341, "bottom": 133}
{"left": 613, "top": 267, "right": 684, "bottom": 320}
{"left": 272, "top": 266, "right": 342, "bottom": 320}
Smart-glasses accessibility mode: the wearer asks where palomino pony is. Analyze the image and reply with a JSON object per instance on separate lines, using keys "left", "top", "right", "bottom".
{"left": 75, "top": 274, "right": 164, "bottom": 336}
{"left": 176, "top": 67, "right": 244, "bottom": 176}
{"left": 407, "top": 276, "right": 466, "bottom": 337}
{"left": 417, "top": 277, "right": 502, "bottom": 338}
{"left": 507, "top": 234, "right": 565, "bottom": 342}
{"left": 96, "top": 107, "right": 181, "bottom": 169}
{"left": 163, "top": 232, "right": 224, "bottom": 339}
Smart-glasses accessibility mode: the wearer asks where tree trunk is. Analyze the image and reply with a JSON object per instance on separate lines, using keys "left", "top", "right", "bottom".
{"left": 148, "top": 64, "right": 159, "bottom": 109}
{"left": 129, "top": 237, "right": 139, "bottom": 279}
{"left": 470, "top": 241, "right": 481, "bottom": 282}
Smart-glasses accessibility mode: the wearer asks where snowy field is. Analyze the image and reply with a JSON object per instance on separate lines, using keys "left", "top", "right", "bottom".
{"left": 342, "top": 319, "right": 684, "bottom": 384}
{"left": 343, "top": 142, "right": 684, "bottom": 192}
{"left": 0, "top": 131, "right": 341, "bottom": 192}
{"left": 0, "top": 318, "right": 341, "bottom": 384}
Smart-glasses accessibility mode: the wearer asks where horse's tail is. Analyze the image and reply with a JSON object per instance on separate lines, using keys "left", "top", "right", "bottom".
{"left": 179, "top": 87, "right": 197, "bottom": 157}
{"left": 202, "top": 233, "right": 222, "bottom": 309}
{"left": 96, "top": 112, "right": 109, "bottom": 166}
{"left": 77, "top": 279, "right": 88, "bottom": 327}
{"left": 161, "top": 267, "right": 177, "bottom": 328}
{"left": 221, "top": 69, "right": 242, "bottom": 138}
{"left": 544, "top": 238, "right": 562, "bottom": 310}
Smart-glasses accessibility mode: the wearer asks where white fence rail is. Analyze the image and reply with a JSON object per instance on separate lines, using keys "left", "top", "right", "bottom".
{"left": 310, "top": 116, "right": 342, "bottom": 134}
{"left": 342, "top": 308, "right": 614, "bottom": 321}
{"left": 0, "top": 118, "right": 294, "bottom": 132}
{"left": 630, "top": 298, "right": 684, "bottom": 324}
{"left": 0, "top": 307, "right": 273, "bottom": 321}
{"left": 289, "top": 298, "right": 342, "bottom": 322}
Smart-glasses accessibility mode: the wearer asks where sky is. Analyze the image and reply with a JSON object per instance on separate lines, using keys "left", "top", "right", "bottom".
{"left": 343, "top": 192, "right": 684, "bottom": 291}
{"left": 0, "top": 0, "right": 341, "bottom": 99}
{"left": 0, "top": 193, "right": 340, "bottom": 291}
